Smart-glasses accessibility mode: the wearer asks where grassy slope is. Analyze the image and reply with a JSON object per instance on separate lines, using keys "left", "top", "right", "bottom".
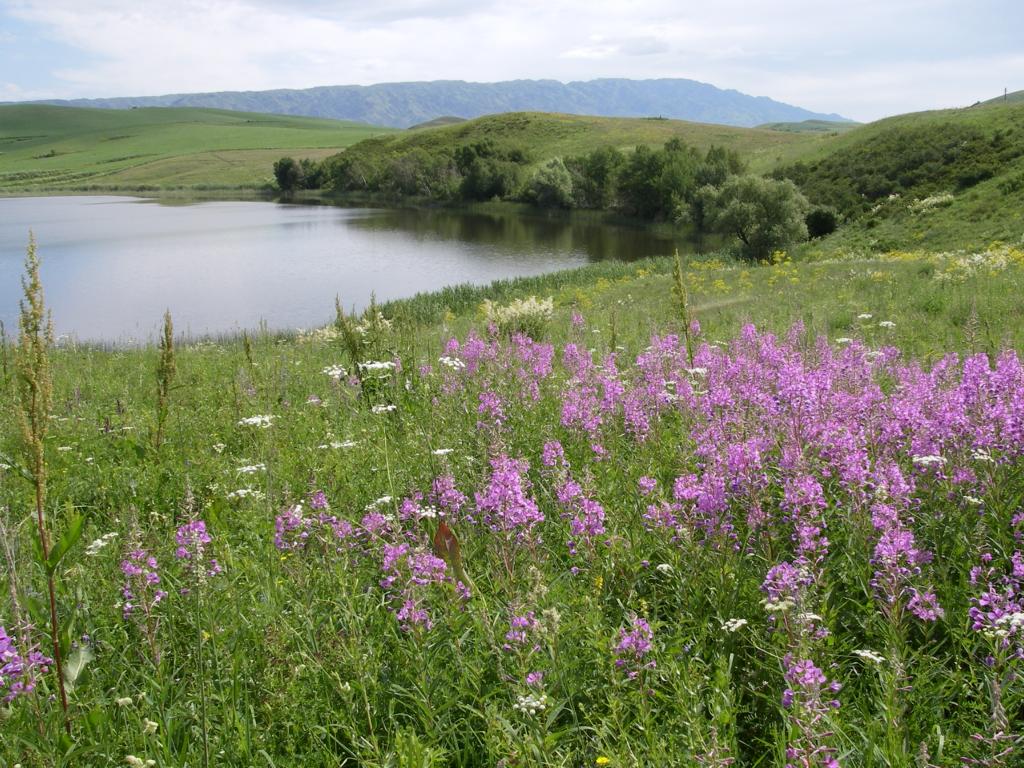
{"left": 756, "top": 119, "right": 860, "bottom": 134}
{"left": 326, "top": 111, "right": 828, "bottom": 174}
{"left": 0, "top": 104, "right": 393, "bottom": 191}
{"left": 779, "top": 101, "right": 1024, "bottom": 255}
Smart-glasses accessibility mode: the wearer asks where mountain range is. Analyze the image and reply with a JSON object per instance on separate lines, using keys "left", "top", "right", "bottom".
{"left": 30, "top": 78, "right": 851, "bottom": 129}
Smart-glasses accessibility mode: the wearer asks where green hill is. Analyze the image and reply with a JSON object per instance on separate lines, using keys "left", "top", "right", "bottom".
{"left": 408, "top": 116, "right": 469, "bottom": 130}
{"left": 757, "top": 119, "right": 859, "bottom": 134}
{"left": 0, "top": 104, "right": 393, "bottom": 191}
{"left": 324, "top": 110, "right": 826, "bottom": 177}
{"left": 773, "top": 101, "right": 1024, "bottom": 254}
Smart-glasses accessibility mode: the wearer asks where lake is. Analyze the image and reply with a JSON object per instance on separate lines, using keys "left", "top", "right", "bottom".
{"left": 0, "top": 196, "right": 686, "bottom": 343}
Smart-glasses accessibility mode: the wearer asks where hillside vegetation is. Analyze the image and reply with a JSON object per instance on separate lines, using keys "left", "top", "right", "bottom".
{"left": 320, "top": 111, "right": 822, "bottom": 178}
{"left": 0, "top": 105, "right": 392, "bottom": 192}
{"left": 776, "top": 101, "right": 1024, "bottom": 255}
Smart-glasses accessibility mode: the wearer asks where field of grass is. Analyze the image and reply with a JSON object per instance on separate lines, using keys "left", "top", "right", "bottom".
{"left": 325, "top": 111, "right": 828, "bottom": 176}
{"left": 3, "top": 239, "right": 1024, "bottom": 766}
{"left": 0, "top": 105, "right": 393, "bottom": 192}
{"left": 755, "top": 119, "right": 860, "bottom": 134}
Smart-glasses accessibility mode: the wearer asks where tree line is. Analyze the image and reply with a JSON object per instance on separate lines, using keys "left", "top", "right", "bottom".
{"left": 276, "top": 139, "right": 834, "bottom": 261}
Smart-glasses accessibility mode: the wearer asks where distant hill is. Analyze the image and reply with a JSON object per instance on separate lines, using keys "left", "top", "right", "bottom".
{"left": 757, "top": 119, "right": 860, "bottom": 134}
{"left": 325, "top": 111, "right": 827, "bottom": 179}
{"left": 0, "top": 104, "right": 392, "bottom": 191}
{"left": 25, "top": 78, "right": 851, "bottom": 130}
{"left": 408, "top": 116, "right": 469, "bottom": 130}
{"left": 981, "top": 89, "right": 1024, "bottom": 105}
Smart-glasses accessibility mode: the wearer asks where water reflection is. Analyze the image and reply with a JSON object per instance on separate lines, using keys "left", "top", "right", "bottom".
{"left": 0, "top": 196, "right": 691, "bottom": 343}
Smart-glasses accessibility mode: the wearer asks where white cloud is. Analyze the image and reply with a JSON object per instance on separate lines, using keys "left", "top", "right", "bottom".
{"left": 3, "top": 0, "right": 1022, "bottom": 120}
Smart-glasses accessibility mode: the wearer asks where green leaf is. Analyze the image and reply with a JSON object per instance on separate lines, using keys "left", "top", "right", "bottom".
{"left": 64, "top": 644, "right": 94, "bottom": 694}
{"left": 46, "top": 509, "right": 84, "bottom": 575}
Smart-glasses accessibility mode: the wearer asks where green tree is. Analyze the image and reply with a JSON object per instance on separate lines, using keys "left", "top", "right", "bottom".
{"left": 706, "top": 175, "right": 810, "bottom": 261}
{"left": 567, "top": 146, "right": 626, "bottom": 209}
{"left": 529, "top": 157, "right": 574, "bottom": 208}
{"left": 273, "top": 157, "right": 303, "bottom": 192}
{"left": 806, "top": 206, "right": 839, "bottom": 238}
{"left": 617, "top": 145, "right": 665, "bottom": 219}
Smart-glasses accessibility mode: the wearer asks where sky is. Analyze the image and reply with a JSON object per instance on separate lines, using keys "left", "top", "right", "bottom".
{"left": 1, "top": 0, "right": 1022, "bottom": 122}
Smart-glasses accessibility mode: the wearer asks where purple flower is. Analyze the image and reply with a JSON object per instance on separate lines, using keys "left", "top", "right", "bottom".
{"left": 0, "top": 626, "right": 52, "bottom": 703}
{"left": 121, "top": 548, "right": 167, "bottom": 619}
{"left": 474, "top": 455, "right": 544, "bottom": 542}
{"left": 175, "top": 520, "right": 221, "bottom": 583}
{"left": 614, "top": 615, "right": 656, "bottom": 680}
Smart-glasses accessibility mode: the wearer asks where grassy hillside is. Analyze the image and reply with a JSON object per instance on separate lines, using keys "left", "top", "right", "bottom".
{"left": 756, "top": 119, "right": 860, "bottom": 134}
{"left": 774, "top": 101, "right": 1024, "bottom": 255}
{"left": 0, "top": 105, "right": 392, "bottom": 192}
{"left": 325, "top": 111, "right": 826, "bottom": 176}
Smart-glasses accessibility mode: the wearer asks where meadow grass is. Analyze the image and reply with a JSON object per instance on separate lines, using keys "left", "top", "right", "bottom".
{"left": 1, "top": 247, "right": 1024, "bottom": 766}
{"left": 0, "top": 105, "right": 393, "bottom": 192}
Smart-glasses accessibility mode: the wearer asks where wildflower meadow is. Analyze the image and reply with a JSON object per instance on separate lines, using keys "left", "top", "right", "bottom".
{"left": 2, "top": 242, "right": 1024, "bottom": 766}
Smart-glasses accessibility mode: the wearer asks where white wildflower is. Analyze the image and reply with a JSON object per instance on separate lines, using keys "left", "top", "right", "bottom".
{"left": 856, "top": 313, "right": 873, "bottom": 320}
{"left": 116, "top": 697, "right": 134, "bottom": 707}
{"left": 438, "top": 356, "right": 466, "bottom": 371}
{"left": 835, "top": 337, "right": 853, "bottom": 344}
{"left": 320, "top": 440, "right": 358, "bottom": 449}
{"left": 322, "top": 364, "right": 347, "bottom": 380}
{"left": 971, "top": 449, "right": 995, "bottom": 463}
{"left": 365, "top": 496, "right": 393, "bottom": 510}
{"left": 721, "top": 618, "right": 748, "bottom": 633}
{"left": 513, "top": 692, "right": 549, "bottom": 716}
{"left": 371, "top": 404, "right": 397, "bottom": 414}
{"left": 964, "top": 495, "right": 984, "bottom": 506}
{"left": 212, "top": 443, "right": 226, "bottom": 453}
{"left": 432, "top": 448, "right": 454, "bottom": 456}
{"left": 685, "top": 367, "right": 708, "bottom": 377}
{"left": 85, "top": 532, "right": 119, "bottom": 556}
{"left": 238, "top": 415, "right": 273, "bottom": 428}
{"left": 912, "top": 455, "right": 947, "bottom": 467}
{"left": 124, "top": 757, "right": 155, "bottom": 768}
{"left": 142, "top": 719, "right": 159, "bottom": 736}
{"left": 763, "top": 598, "right": 796, "bottom": 614}
{"left": 57, "top": 446, "right": 72, "bottom": 452}
{"left": 655, "top": 563, "right": 674, "bottom": 574}
{"left": 853, "top": 649, "right": 886, "bottom": 664}
{"left": 358, "top": 361, "right": 396, "bottom": 373}
{"left": 236, "top": 463, "right": 266, "bottom": 474}
{"left": 227, "top": 488, "right": 265, "bottom": 501}
{"left": 878, "top": 321, "right": 896, "bottom": 328}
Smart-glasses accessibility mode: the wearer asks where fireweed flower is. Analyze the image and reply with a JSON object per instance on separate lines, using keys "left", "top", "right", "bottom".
{"left": 780, "top": 654, "right": 842, "bottom": 768}
{"left": 378, "top": 543, "right": 462, "bottom": 631}
{"left": 475, "top": 455, "right": 544, "bottom": 543}
{"left": 274, "top": 503, "right": 311, "bottom": 551}
{"left": 121, "top": 549, "right": 167, "bottom": 619}
{"left": 175, "top": 520, "right": 221, "bottom": 584}
{"left": 614, "top": 615, "right": 655, "bottom": 680}
{"left": 0, "top": 626, "right": 52, "bottom": 702}
{"left": 869, "top": 505, "right": 943, "bottom": 622}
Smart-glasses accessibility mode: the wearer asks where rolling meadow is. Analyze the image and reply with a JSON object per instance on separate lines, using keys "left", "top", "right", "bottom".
{"left": 3, "top": 238, "right": 1024, "bottom": 766}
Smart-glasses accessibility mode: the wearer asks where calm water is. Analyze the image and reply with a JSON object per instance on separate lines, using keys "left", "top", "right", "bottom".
{"left": 0, "top": 196, "right": 684, "bottom": 343}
